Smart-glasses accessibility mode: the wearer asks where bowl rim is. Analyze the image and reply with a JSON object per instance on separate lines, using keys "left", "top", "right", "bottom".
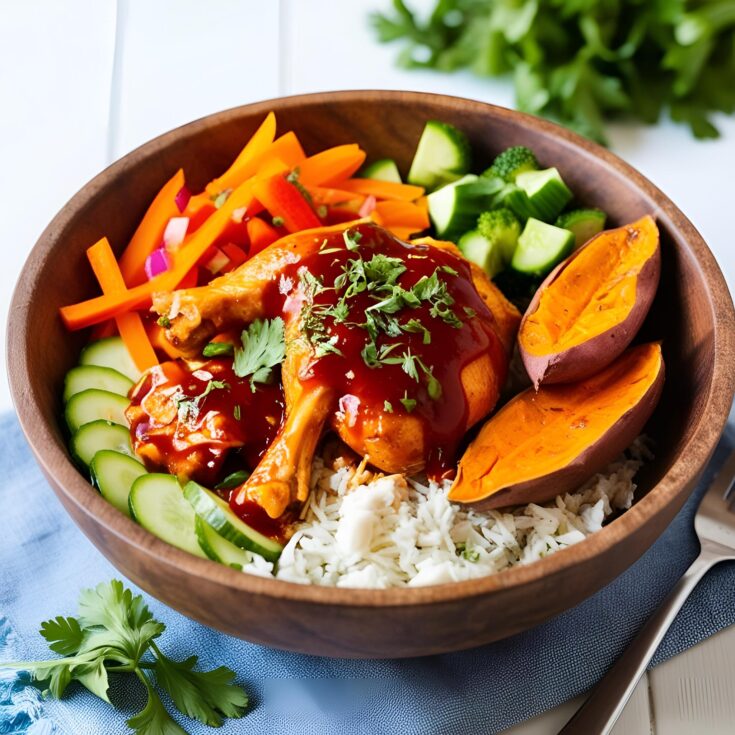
{"left": 8, "top": 89, "right": 735, "bottom": 608}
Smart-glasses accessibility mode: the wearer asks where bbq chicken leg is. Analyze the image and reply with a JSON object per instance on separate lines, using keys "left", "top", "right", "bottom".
{"left": 153, "top": 222, "right": 520, "bottom": 519}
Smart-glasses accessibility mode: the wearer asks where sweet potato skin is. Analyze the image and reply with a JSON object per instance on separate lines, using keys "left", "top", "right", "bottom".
{"left": 520, "top": 217, "right": 660, "bottom": 388}
{"left": 453, "top": 353, "right": 664, "bottom": 510}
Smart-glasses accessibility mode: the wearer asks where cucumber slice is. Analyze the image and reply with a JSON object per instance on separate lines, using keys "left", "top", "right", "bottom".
{"left": 183, "top": 481, "right": 283, "bottom": 562}
{"left": 70, "top": 421, "right": 133, "bottom": 468}
{"left": 80, "top": 337, "right": 141, "bottom": 382}
{"left": 129, "top": 474, "right": 206, "bottom": 558}
{"left": 195, "top": 516, "right": 253, "bottom": 570}
{"left": 497, "top": 184, "right": 535, "bottom": 222}
{"left": 362, "top": 158, "right": 401, "bottom": 183}
{"left": 515, "top": 168, "right": 573, "bottom": 222}
{"left": 511, "top": 218, "right": 575, "bottom": 276}
{"left": 458, "top": 230, "right": 505, "bottom": 278}
{"left": 90, "top": 450, "right": 147, "bottom": 517}
{"left": 63, "top": 365, "right": 134, "bottom": 403}
{"left": 408, "top": 120, "right": 471, "bottom": 191}
{"left": 555, "top": 208, "right": 607, "bottom": 249}
{"left": 427, "top": 174, "right": 505, "bottom": 239}
{"left": 65, "top": 389, "right": 130, "bottom": 433}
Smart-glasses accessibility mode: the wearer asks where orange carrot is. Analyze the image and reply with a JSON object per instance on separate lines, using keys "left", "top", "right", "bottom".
{"left": 147, "top": 322, "right": 188, "bottom": 360}
{"left": 118, "top": 169, "right": 185, "bottom": 287}
{"left": 298, "top": 145, "right": 367, "bottom": 187}
{"left": 372, "top": 201, "right": 430, "bottom": 230}
{"left": 246, "top": 217, "right": 280, "bottom": 256}
{"left": 339, "top": 178, "right": 424, "bottom": 201}
{"left": 307, "top": 186, "right": 366, "bottom": 206}
{"left": 205, "top": 112, "right": 277, "bottom": 197}
{"left": 386, "top": 226, "right": 418, "bottom": 241}
{"left": 87, "top": 238, "right": 158, "bottom": 371}
{"left": 90, "top": 321, "right": 117, "bottom": 340}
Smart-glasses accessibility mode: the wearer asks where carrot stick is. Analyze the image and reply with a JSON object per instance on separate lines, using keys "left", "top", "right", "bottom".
{"left": 147, "top": 322, "right": 188, "bottom": 360}
{"left": 204, "top": 112, "right": 277, "bottom": 197}
{"left": 372, "top": 201, "right": 430, "bottom": 230}
{"left": 307, "top": 186, "right": 366, "bottom": 206}
{"left": 246, "top": 217, "right": 280, "bottom": 256}
{"left": 252, "top": 175, "right": 322, "bottom": 233}
{"left": 339, "top": 178, "right": 424, "bottom": 201}
{"left": 298, "top": 145, "right": 367, "bottom": 187}
{"left": 118, "top": 169, "right": 185, "bottom": 287}
{"left": 87, "top": 239, "right": 158, "bottom": 371}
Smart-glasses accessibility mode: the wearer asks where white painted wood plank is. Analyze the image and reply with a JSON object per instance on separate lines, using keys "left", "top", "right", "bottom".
{"left": 650, "top": 623, "right": 735, "bottom": 734}
{"left": 499, "top": 675, "right": 651, "bottom": 735}
{"left": 111, "top": 0, "right": 281, "bottom": 159}
{"left": 0, "top": 0, "right": 117, "bottom": 412}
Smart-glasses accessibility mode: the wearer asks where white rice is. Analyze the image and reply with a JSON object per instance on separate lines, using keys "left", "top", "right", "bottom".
{"left": 241, "top": 439, "right": 652, "bottom": 588}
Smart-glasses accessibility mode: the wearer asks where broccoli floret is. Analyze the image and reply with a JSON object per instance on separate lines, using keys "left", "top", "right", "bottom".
{"left": 477, "top": 207, "right": 522, "bottom": 263}
{"left": 483, "top": 146, "right": 539, "bottom": 182}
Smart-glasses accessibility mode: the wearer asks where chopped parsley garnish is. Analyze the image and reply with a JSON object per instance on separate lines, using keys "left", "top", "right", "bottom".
{"left": 202, "top": 341, "right": 234, "bottom": 358}
{"left": 272, "top": 215, "right": 285, "bottom": 227}
{"left": 463, "top": 307, "right": 477, "bottom": 319}
{"left": 343, "top": 228, "right": 363, "bottom": 251}
{"left": 233, "top": 318, "right": 286, "bottom": 391}
{"left": 157, "top": 316, "right": 171, "bottom": 328}
{"left": 384, "top": 400, "right": 394, "bottom": 413}
{"left": 403, "top": 318, "right": 431, "bottom": 344}
{"left": 175, "top": 379, "right": 229, "bottom": 424}
{"left": 215, "top": 470, "right": 250, "bottom": 490}
{"left": 400, "top": 391, "right": 417, "bottom": 413}
{"left": 457, "top": 542, "right": 480, "bottom": 563}
{"left": 211, "top": 188, "right": 232, "bottom": 209}
{"left": 233, "top": 404, "right": 241, "bottom": 421}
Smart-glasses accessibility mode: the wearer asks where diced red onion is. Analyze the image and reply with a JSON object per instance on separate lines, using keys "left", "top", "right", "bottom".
{"left": 175, "top": 185, "right": 191, "bottom": 213}
{"left": 145, "top": 247, "right": 170, "bottom": 280}
{"left": 337, "top": 394, "right": 360, "bottom": 428}
{"left": 358, "top": 195, "right": 377, "bottom": 218}
{"left": 163, "top": 216, "right": 189, "bottom": 250}
{"left": 231, "top": 206, "right": 248, "bottom": 223}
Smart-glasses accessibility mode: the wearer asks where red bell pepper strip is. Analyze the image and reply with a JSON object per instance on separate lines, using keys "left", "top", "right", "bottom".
{"left": 252, "top": 175, "right": 321, "bottom": 233}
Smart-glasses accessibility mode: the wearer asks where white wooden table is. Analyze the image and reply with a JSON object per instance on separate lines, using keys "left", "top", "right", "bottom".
{"left": 1, "top": 2, "right": 733, "bottom": 732}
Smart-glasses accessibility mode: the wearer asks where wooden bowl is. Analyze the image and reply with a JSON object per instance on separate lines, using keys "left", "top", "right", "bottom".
{"left": 8, "top": 91, "right": 735, "bottom": 658}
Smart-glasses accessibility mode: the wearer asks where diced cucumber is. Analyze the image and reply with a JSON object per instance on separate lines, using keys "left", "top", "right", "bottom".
{"left": 511, "top": 218, "right": 575, "bottom": 276}
{"left": 65, "top": 389, "right": 130, "bottom": 433}
{"left": 427, "top": 174, "right": 505, "bottom": 239}
{"left": 63, "top": 365, "right": 134, "bottom": 403}
{"left": 515, "top": 168, "right": 573, "bottom": 222}
{"left": 408, "top": 120, "right": 471, "bottom": 190}
{"left": 362, "top": 158, "right": 402, "bottom": 183}
{"left": 458, "top": 230, "right": 505, "bottom": 278}
{"left": 90, "top": 450, "right": 147, "bottom": 517}
{"left": 80, "top": 337, "right": 141, "bottom": 382}
{"left": 70, "top": 421, "right": 133, "bottom": 468}
{"left": 195, "top": 516, "right": 253, "bottom": 570}
{"left": 129, "top": 474, "right": 206, "bottom": 558}
{"left": 183, "top": 481, "right": 283, "bottom": 562}
{"left": 555, "top": 208, "right": 607, "bottom": 249}
{"left": 497, "top": 184, "right": 535, "bottom": 221}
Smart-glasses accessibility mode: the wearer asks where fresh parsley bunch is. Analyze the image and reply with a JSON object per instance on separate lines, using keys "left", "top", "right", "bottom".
{"left": 1, "top": 580, "right": 249, "bottom": 735}
{"left": 372, "top": 0, "right": 735, "bottom": 143}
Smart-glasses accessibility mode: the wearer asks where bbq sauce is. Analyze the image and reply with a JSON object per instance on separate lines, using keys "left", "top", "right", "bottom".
{"left": 262, "top": 222, "right": 506, "bottom": 478}
{"left": 127, "top": 359, "right": 284, "bottom": 487}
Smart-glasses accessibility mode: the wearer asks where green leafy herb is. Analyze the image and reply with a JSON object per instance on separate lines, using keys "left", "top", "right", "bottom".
{"left": 400, "top": 391, "right": 417, "bottom": 413}
{"left": 202, "top": 342, "right": 234, "bottom": 358}
{"left": 233, "top": 318, "right": 286, "bottom": 391}
{"left": 0, "top": 580, "right": 249, "bottom": 734}
{"left": 372, "top": 0, "right": 735, "bottom": 142}
{"left": 463, "top": 306, "right": 477, "bottom": 318}
{"left": 343, "top": 228, "right": 363, "bottom": 251}
{"left": 271, "top": 216, "right": 285, "bottom": 227}
{"left": 157, "top": 316, "right": 171, "bottom": 329}
{"left": 403, "top": 318, "right": 432, "bottom": 344}
{"left": 215, "top": 470, "right": 250, "bottom": 490}
{"left": 175, "top": 380, "right": 229, "bottom": 424}
{"left": 211, "top": 189, "right": 232, "bottom": 209}
{"left": 384, "top": 400, "right": 394, "bottom": 413}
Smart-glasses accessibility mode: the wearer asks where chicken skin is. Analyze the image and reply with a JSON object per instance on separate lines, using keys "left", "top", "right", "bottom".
{"left": 153, "top": 222, "right": 520, "bottom": 518}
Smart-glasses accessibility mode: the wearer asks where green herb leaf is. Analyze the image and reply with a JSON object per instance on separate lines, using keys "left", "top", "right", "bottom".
{"left": 400, "top": 391, "right": 417, "bottom": 413}
{"left": 343, "top": 228, "right": 363, "bottom": 250}
{"left": 384, "top": 400, "right": 394, "bottom": 413}
{"left": 40, "top": 616, "right": 84, "bottom": 656}
{"left": 215, "top": 470, "right": 250, "bottom": 490}
{"left": 202, "top": 342, "right": 234, "bottom": 358}
{"left": 234, "top": 318, "right": 286, "bottom": 390}
{"left": 127, "top": 674, "right": 188, "bottom": 735}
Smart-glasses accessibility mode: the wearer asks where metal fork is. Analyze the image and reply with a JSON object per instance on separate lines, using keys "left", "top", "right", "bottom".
{"left": 558, "top": 448, "right": 735, "bottom": 735}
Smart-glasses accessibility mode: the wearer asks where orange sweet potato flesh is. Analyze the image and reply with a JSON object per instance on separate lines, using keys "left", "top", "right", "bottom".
{"left": 519, "top": 216, "right": 660, "bottom": 388}
{"left": 449, "top": 342, "right": 664, "bottom": 510}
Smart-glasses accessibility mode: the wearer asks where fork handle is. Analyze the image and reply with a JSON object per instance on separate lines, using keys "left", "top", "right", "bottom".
{"left": 557, "top": 546, "right": 720, "bottom": 735}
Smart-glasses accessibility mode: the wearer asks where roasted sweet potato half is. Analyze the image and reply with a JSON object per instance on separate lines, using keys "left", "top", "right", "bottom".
{"left": 518, "top": 215, "right": 660, "bottom": 388}
{"left": 449, "top": 342, "right": 664, "bottom": 510}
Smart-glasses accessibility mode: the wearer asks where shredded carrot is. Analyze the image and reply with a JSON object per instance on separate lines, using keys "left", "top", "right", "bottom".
{"left": 298, "top": 145, "right": 367, "bottom": 187}
{"left": 246, "top": 217, "right": 280, "bottom": 256}
{"left": 307, "top": 186, "right": 366, "bottom": 206}
{"left": 87, "top": 238, "right": 158, "bottom": 371}
{"left": 372, "top": 201, "right": 430, "bottom": 230}
{"left": 339, "top": 178, "right": 424, "bottom": 201}
{"left": 252, "top": 175, "right": 322, "bottom": 233}
{"left": 205, "top": 112, "right": 277, "bottom": 197}
{"left": 117, "top": 169, "right": 185, "bottom": 287}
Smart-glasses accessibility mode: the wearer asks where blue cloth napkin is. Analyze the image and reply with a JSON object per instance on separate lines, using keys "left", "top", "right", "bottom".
{"left": 1, "top": 410, "right": 734, "bottom": 735}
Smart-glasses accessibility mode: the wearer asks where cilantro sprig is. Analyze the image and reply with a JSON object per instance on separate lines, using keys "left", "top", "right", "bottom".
{"left": 372, "top": 0, "right": 735, "bottom": 143}
{"left": 0, "top": 580, "right": 249, "bottom": 734}
{"left": 234, "top": 317, "right": 286, "bottom": 391}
